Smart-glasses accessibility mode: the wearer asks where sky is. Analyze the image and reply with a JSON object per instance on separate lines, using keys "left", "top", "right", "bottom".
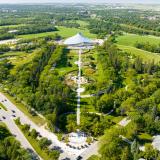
{"left": 0, "top": 0, "right": 160, "bottom": 4}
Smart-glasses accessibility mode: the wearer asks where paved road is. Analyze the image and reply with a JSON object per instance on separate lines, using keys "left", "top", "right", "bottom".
{"left": 0, "top": 93, "right": 99, "bottom": 160}
{"left": 0, "top": 108, "right": 41, "bottom": 159}
{"left": 80, "top": 141, "right": 99, "bottom": 160}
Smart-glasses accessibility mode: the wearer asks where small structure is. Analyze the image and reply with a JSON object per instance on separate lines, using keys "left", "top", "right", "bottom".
{"left": 68, "top": 132, "right": 87, "bottom": 147}
{"left": 63, "top": 32, "right": 94, "bottom": 49}
{"left": 8, "top": 30, "right": 18, "bottom": 33}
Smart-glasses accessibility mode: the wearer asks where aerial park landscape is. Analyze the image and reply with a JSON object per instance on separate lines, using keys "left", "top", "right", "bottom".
{"left": 0, "top": 1, "right": 160, "bottom": 160}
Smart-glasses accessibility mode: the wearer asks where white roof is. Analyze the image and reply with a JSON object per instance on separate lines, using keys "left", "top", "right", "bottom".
{"left": 64, "top": 32, "right": 92, "bottom": 45}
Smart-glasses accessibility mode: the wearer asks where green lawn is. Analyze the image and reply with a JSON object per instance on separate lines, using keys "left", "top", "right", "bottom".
{"left": 117, "top": 44, "right": 160, "bottom": 63}
{"left": 1, "top": 92, "right": 46, "bottom": 126}
{"left": 116, "top": 33, "right": 160, "bottom": 47}
{"left": 17, "top": 26, "right": 96, "bottom": 39}
{"left": 0, "top": 102, "right": 7, "bottom": 111}
{"left": 138, "top": 133, "right": 152, "bottom": 145}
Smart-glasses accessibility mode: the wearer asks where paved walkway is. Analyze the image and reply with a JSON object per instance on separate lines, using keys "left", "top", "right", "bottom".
{"left": 77, "top": 49, "right": 82, "bottom": 125}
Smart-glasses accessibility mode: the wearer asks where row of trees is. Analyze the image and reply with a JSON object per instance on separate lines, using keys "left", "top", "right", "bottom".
{"left": 0, "top": 124, "right": 33, "bottom": 160}
{"left": 15, "top": 118, "right": 60, "bottom": 160}
{"left": 135, "top": 42, "right": 160, "bottom": 53}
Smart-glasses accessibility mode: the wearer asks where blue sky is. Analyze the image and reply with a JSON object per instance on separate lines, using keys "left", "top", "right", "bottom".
{"left": 0, "top": 0, "right": 160, "bottom": 4}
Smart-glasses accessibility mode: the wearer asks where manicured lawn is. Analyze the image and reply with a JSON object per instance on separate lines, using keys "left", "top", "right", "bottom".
{"left": 116, "top": 33, "right": 160, "bottom": 47}
{"left": 117, "top": 44, "right": 160, "bottom": 63}
{"left": 0, "top": 122, "right": 6, "bottom": 127}
{"left": 138, "top": 133, "right": 152, "bottom": 145}
{"left": 17, "top": 26, "right": 96, "bottom": 39}
{"left": 1, "top": 92, "right": 46, "bottom": 126}
{"left": 0, "top": 102, "right": 7, "bottom": 111}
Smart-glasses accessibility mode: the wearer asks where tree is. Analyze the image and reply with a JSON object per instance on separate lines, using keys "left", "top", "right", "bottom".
{"left": 49, "top": 150, "right": 60, "bottom": 160}
{"left": 39, "top": 138, "right": 52, "bottom": 149}
{"left": 131, "top": 139, "right": 139, "bottom": 160}
{"left": 121, "top": 147, "right": 132, "bottom": 160}
{"left": 97, "top": 94, "right": 114, "bottom": 113}
{"left": 143, "top": 144, "right": 159, "bottom": 160}
{"left": 22, "top": 124, "right": 30, "bottom": 132}
{"left": 30, "top": 129, "right": 38, "bottom": 139}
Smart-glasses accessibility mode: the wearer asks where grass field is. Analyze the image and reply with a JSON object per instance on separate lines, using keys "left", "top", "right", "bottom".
{"left": 116, "top": 33, "right": 160, "bottom": 63}
{"left": 2, "top": 92, "right": 46, "bottom": 126}
{"left": 117, "top": 33, "right": 160, "bottom": 46}
{"left": 17, "top": 26, "right": 96, "bottom": 39}
{"left": 118, "top": 44, "right": 160, "bottom": 63}
{"left": 0, "top": 102, "right": 7, "bottom": 111}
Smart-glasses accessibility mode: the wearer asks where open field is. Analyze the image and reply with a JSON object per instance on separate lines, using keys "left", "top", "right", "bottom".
{"left": 118, "top": 44, "right": 160, "bottom": 63}
{"left": 116, "top": 34, "right": 160, "bottom": 63}
{"left": 17, "top": 26, "right": 96, "bottom": 39}
{"left": 117, "top": 33, "right": 160, "bottom": 46}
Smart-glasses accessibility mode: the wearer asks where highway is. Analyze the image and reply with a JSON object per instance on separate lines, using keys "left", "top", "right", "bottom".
{"left": 0, "top": 105, "right": 41, "bottom": 159}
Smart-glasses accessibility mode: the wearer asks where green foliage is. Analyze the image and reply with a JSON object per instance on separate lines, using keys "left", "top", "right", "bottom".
{"left": 38, "top": 138, "right": 52, "bottom": 150}
{"left": 0, "top": 125, "right": 32, "bottom": 160}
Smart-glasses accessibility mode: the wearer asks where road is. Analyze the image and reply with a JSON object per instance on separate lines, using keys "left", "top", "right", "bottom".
{"left": 80, "top": 141, "right": 99, "bottom": 160}
{"left": 0, "top": 108, "right": 41, "bottom": 159}
{"left": 0, "top": 92, "right": 99, "bottom": 160}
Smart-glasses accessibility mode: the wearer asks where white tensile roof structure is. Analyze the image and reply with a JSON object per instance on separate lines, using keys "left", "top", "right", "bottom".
{"left": 63, "top": 32, "right": 93, "bottom": 46}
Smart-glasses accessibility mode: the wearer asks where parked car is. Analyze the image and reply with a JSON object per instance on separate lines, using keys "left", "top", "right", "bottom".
{"left": 76, "top": 156, "right": 82, "bottom": 160}
{"left": 2, "top": 116, "right": 6, "bottom": 119}
{"left": 12, "top": 110, "right": 15, "bottom": 113}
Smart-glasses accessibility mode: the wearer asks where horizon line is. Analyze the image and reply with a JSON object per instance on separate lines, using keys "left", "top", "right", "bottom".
{"left": 0, "top": 2, "right": 160, "bottom": 5}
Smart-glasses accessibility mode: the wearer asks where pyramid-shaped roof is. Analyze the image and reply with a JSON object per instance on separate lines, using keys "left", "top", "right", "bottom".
{"left": 64, "top": 32, "right": 92, "bottom": 45}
